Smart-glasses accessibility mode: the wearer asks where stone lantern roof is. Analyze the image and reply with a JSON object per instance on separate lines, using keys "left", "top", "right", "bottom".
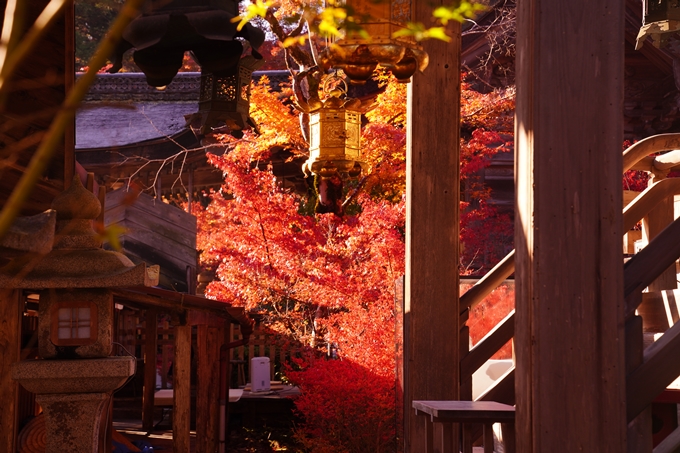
{"left": 0, "top": 176, "right": 159, "bottom": 289}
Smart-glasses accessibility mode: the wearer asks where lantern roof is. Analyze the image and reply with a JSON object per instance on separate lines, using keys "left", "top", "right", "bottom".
{"left": 110, "top": 1, "right": 265, "bottom": 87}
{"left": 0, "top": 177, "right": 159, "bottom": 289}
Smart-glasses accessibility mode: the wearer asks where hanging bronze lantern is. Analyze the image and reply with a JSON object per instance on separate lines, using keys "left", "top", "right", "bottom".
{"left": 318, "top": 0, "right": 428, "bottom": 84}
{"left": 197, "top": 55, "right": 264, "bottom": 137}
{"left": 110, "top": 0, "right": 265, "bottom": 136}
{"left": 301, "top": 77, "right": 374, "bottom": 177}
{"left": 636, "top": 0, "right": 680, "bottom": 49}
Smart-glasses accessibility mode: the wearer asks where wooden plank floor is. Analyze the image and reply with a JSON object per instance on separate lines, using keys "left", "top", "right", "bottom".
{"left": 113, "top": 420, "right": 196, "bottom": 452}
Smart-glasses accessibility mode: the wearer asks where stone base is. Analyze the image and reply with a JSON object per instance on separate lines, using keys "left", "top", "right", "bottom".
{"left": 12, "top": 356, "right": 135, "bottom": 453}
{"left": 38, "top": 392, "right": 110, "bottom": 453}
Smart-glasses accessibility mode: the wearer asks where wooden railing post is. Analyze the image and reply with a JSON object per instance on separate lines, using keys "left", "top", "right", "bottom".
{"left": 626, "top": 315, "right": 653, "bottom": 452}
{"left": 173, "top": 323, "right": 191, "bottom": 453}
{"left": 142, "top": 308, "right": 158, "bottom": 432}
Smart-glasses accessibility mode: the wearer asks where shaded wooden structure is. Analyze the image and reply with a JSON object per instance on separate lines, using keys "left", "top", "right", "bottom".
{"left": 105, "top": 188, "right": 198, "bottom": 293}
{"left": 111, "top": 286, "right": 254, "bottom": 453}
{"left": 405, "top": 0, "right": 680, "bottom": 452}
{"left": 5, "top": 1, "right": 680, "bottom": 453}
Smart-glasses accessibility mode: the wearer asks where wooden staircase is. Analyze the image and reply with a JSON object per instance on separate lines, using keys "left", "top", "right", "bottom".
{"left": 458, "top": 134, "right": 680, "bottom": 452}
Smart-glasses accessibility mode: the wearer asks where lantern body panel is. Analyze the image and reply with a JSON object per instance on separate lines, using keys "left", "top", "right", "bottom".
{"left": 39, "top": 289, "right": 113, "bottom": 359}
{"left": 307, "top": 108, "right": 363, "bottom": 174}
{"left": 198, "top": 57, "right": 261, "bottom": 135}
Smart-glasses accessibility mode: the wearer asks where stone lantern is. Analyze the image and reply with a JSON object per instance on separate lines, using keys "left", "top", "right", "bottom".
{"left": 317, "top": 0, "right": 428, "bottom": 83}
{"left": 109, "top": 0, "right": 266, "bottom": 136}
{"left": 636, "top": 0, "right": 680, "bottom": 49}
{"left": 301, "top": 78, "right": 374, "bottom": 177}
{"left": 2, "top": 177, "right": 159, "bottom": 452}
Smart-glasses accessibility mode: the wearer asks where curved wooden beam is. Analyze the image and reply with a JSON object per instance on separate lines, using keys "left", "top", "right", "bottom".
{"left": 460, "top": 249, "right": 515, "bottom": 311}
{"left": 622, "top": 178, "right": 680, "bottom": 232}
{"left": 623, "top": 133, "right": 680, "bottom": 173}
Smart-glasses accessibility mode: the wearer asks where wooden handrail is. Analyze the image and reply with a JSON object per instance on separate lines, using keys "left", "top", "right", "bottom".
{"left": 460, "top": 249, "right": 515, "bottom": 311}
{"left": 623, "top": 178, "right": 680, "bottom": 232}
{"left": 460, "top": 310, "right": 514, "bottom": 381}
{"left": 624, "top": 216, "right": 680, "bottom": 317}
{"left": 459, "top": 134, "right": 680, "bottom": 416}
{"left": 623, "top": 133, "right": 680, "bottom": 172}
{"left": 627, "top": 319, "right": 680, "bottom": 422}
{"left": 477, "top": 367, "right": 515, "bottom": 405}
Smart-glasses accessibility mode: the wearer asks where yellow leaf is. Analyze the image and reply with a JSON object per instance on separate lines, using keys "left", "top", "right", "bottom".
{"left": 283, "top": 35, "right": 307, "bottom": 48}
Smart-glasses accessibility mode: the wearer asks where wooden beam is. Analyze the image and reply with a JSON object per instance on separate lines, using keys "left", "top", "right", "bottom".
{"left": 653, "top": 425, "right": 680, "bottom": 453}
{"left": 173, "top": 325, "right": 191, "bottom": 453}
{"left": 624, "top": 217, "right": 680, "bottom": 316}
{"left": 477, "top": 368, "right": 515, "bottom": 406}
{"left": 460, "top": 250, "right": 515, "bottom": 312}
{"left": 460, "top": 310, "right": 514, "bottom": 381}
{"left": 623, "top": 178, "right": 680, "bottom": 232}
{"left": 0, "top": 290, "right": 21, "bottom": 453}
{"left": 627, "top": 316, "right": 680, "bottom": 422}
{"left": 142, "top": 309, "right": 158, "bottom": 432}
{"left": 642, "top": 174, "right": 677, "bottom": 293}
{"left": 403, "top": 3, "right": 461, "bottom": 451}
{"left": 623, "top": 133, "right": 680, "bottom": 173}
{"left": 514, "top": 0, "right": 626, "bottom": 451}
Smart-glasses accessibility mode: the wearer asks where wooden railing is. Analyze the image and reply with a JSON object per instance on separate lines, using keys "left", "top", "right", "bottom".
{"left": 228, "top": 321, "right": 307, "bottom": 386}
{"left": 460, "top": 136, "right": 680, "bottom": 450}
{"left": 623, "top": 215, "right": 680, "bottom": 422}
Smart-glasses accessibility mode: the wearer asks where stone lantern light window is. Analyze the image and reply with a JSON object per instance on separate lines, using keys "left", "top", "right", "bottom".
{"left": 51, "top": 302, "right": 98, "bottom": 346}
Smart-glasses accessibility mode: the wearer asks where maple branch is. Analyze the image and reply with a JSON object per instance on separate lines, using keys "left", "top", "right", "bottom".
{"left": 255, "top": 208, "right": 275, "bottom": 272}
{"left": 342, "top": 175, "right": 369, "bottom": 209}
{"left": 462, "top": 90, "right": 515, "bottom": 118}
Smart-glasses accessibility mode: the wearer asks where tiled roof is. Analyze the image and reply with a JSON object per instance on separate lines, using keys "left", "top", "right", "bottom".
{"left": 76, "top": 71, "right": 291, "bottom": 149}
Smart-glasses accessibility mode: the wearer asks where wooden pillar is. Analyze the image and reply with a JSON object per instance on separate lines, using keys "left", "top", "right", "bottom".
{"left": 625, "top": 316, "right": 653, "bottom": 452}
{"left": 403, "top": 3, "right": 461, "bottom": 451}
{"left": 0, "top": 290, "right": 21, "bottom": 453}
{"left": 142, "top": 309, "right": 158, "bottom": 432}
{"left": 173, "top": 324, "right": 191, "bottom": 453}
{"left": 514, "top": 1, "right": 626, "bottom": 451}
{"left": 196, "top": 325, "right": 221, "bottom": 453}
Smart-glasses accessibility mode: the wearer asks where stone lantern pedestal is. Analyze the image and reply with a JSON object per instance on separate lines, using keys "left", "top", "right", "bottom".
{"left": 12, "top": 357, "right": 135, "bottom": 453}
{"left": 1, "top": 177, "right": 159, "bottom": 453}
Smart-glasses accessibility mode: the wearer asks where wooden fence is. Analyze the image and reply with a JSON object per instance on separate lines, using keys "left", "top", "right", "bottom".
{"left": 113, "top": 308, "right": 306, "bottom": 389}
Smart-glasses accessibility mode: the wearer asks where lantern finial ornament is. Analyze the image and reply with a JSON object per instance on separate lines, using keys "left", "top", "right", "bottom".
{"left": 299, "top": 75, "right": 374, "bottom": 177}
{"left": 636, "top": 0, "right": 680, "bottom": 49}
{"left": 318, "top": 0, "right": 428, "bottom": 84}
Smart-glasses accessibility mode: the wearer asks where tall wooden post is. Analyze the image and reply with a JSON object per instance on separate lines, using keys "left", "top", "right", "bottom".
{"left": 0, "top": 290, "right": 21, "bottom": 453}
{"left": 403, "top": 3, "right": 461, "bottom": 451}
{"left": 196, "top": 324, "right": 221, "bottom": 453}
{"left": 173, "top": 324, "right": 192, "bottom": 453}
{"left": 514, "top": 1, "right": 626, "bottom": 451}
{"left": 142, "top": 309, "right": 158, "bottom": 432}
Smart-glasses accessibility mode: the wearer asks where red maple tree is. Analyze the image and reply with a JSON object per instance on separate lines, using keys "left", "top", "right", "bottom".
{"left": 197, "top": 73, "right": 516, "bottom": 451}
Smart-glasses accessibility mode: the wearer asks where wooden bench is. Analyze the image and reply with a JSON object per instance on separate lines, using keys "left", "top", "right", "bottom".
{"left": 412, "top": 400, "right": 515, "bottom": 453}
